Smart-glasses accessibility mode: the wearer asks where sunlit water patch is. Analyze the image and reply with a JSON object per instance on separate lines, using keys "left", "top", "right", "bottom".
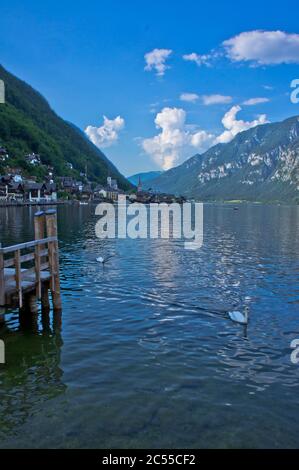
{"left": 0, "top": 203, "right": 298, "bottom": 448}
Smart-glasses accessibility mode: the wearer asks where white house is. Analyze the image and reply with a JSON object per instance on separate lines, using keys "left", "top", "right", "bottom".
{"left": 0, "top": 147, "right": 9, "bottom": 162}
{"left": 13, "top": 174, "right": 23, "bottom": 183}
{"left": 94, "top": 185, "right": 107, "bottom": 199}
{"left": 24, "top": 182, "right": 57, "bottom": 202}
{"left": 25, "top": 153, "right": 41, "bottom": 165}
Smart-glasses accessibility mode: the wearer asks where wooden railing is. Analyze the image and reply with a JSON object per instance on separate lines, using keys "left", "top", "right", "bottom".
{"left": 0, "top": 209, "right": 61, "bottom": 311}
{"left": 0, "top": 237, "right": 57, "bottom": 307}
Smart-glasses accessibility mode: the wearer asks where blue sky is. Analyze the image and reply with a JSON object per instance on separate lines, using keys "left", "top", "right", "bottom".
{"left": 1, "top": 0, "right": 299, "bottom": 176}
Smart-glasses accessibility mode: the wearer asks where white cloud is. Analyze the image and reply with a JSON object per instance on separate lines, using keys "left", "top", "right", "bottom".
{"left": 144, "top": 48, "right": 172, "bottom": 76}
{"left": 142, "top": 105, "right": 269, "bottom": 170}
{"left": 201, "top": 94, "right": 232, "bottom": 105}
{"left": 180, "top": 92, "right": 199, "bottom": 103}
{"left": 243, "top": 97, "right": 270, "bottom": 106}
{"left": 216, "top": 105, "right": 268, "bottom": 143}
{"left": 190, "top": 130, "right": 214, "bottom": 148}
{"left": 223, "top": 30, "right": 299, "bottom": 65}
{"left": 142, "top": 107, "right": 214, "bottom": 170}
{"left": 85, "top": 115, "right": 125, "bottom": 148}
{"left": 182, "top": 52, "right": 212, "bottom": 66}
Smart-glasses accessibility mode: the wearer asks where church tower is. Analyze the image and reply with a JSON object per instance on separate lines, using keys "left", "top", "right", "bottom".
{"left": 137, "top": 176, "right": 142, "bottom": 193}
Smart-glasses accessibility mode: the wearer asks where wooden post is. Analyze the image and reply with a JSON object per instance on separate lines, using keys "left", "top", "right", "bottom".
{"left": 0, "top": 243, "right": 5, "bottom": 307}
{"left": 34, "top": 211, "right": 45, "bottom": 240}
{"left": 34, "top": 211, "right": 45, "bottom": 299}
{"left": 14, "top": 249, "right": 22, "bottom": 308}
{"left": 41, "top": 281, "right": 50, "bottom": 312}
{"left": 45, "top": 210, "right": 62, "bottom": 312}
{"left": 35, "top": 244, "right": 41, "bottom": 299}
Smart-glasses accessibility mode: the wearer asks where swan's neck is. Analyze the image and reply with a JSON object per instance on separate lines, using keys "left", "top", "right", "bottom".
{"left": 244, "top": 308, "right": 249, "bottom": 321}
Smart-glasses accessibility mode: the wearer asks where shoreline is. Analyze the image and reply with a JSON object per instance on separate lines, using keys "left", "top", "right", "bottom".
{"left": 0, "top": 199, "right": 298, "bottom": 208}
{"left": 0, "top": 200, "right": 72, "bottom": 207}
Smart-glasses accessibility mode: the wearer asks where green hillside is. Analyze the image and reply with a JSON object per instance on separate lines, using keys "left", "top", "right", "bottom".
{"left": 0, "top": 64, "right": 131, "bottom": 189}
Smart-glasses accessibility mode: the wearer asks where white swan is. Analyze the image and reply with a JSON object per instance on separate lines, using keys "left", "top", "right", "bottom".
{"left": 96, "top": 255, "right": 114, "bottom": 264}
{"left": 228, "top": 306, "right": 249, "bottom": 325}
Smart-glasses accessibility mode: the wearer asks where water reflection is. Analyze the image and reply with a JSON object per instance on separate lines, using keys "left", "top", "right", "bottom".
{"left": 0, "top": 203, "right": 299, "bottom": 448}
{"left": 0, "top": 310, "right": 65, "bottom": 436}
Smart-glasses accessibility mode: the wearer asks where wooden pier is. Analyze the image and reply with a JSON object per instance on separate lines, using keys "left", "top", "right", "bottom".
{"left": 0, "top": 209, "right": 62, "bottom": 314}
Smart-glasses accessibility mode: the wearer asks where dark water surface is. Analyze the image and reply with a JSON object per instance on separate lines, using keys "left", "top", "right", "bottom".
{"left": 0, "top": 203, "right": 298, "bottom": 448}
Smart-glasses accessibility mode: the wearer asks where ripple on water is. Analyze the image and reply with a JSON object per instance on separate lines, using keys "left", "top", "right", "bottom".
{"left": 0, "top": 203, "right": 299, "bottom": 448}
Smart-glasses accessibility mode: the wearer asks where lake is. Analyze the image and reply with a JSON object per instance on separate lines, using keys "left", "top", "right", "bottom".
{"left": 0, "top": 203, "right": 299, "bottom": 448}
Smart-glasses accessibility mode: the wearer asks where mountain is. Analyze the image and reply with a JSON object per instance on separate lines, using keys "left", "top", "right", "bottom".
{"left": 148, "top": 116, "right": 299, "bottom": 203}
{"left": 128, "top": 171, "right": 163, "bottom": 186}
{"left": 0, "top": 64, "right": 131, "bottom": 189}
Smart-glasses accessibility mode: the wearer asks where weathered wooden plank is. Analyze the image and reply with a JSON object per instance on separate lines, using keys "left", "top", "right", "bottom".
{"left": 4, "top": 248, "right": 49, "bottom": 267}
{"left": 4, "top": 263, "right": 49, "bottom": 278}
{"left": 4, "top": 271, "right": 51, "bottom": 295}
{"left": 12, "top": 262, "right": 49, "bottom": 278}
{"left": 5, "top": 252, "right": 33, "bottom": 267}
{"left": 4, "top": 267, "right": 27, "bottom": 277}
{"left": 0, "top": 236, "right": 57, "bottom": 254}
{"left": 39, "top": 249, "right": 49, "bottom": 259}
{"left": 1, "top": 210, "right": 61, "bottom": 312}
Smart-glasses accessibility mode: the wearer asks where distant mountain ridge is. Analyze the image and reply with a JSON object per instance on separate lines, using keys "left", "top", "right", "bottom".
{"left": 128, "top": 171, "right": 163, "bottom": 186}
{"left": 148, "top": 116, "right": 299, "bottom": 203}
{"left": 0, "top": 64, "right": 131, "bottom": 189}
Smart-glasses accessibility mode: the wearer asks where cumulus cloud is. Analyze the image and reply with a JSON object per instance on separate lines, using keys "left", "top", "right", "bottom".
{"left": 85, "top": 116, "right": 125, "bottom": 148}
{"left": 243, "top": 97, "right": 270, "bottom": 106}
{"left": 143, "top": 105, "right": 269, "bottom": 169}
{"left": 182, "top": 52, "right": 212, "bottom": 66}
{"left": 142, "top": 107, "right": 214, "bottom": 170}
{"left": 180, "top": 92, "right": 199, "bottom": 103}
{"left": 201, "top": 94, "right": 232, "bottom": 105}
{"left": 216, "top": 105, "right": 268, "bottom": 143}
{"left": 190, "top": 130, "right": 215, "bottom": 148}
{"left": 223, "top": 30, "right": 299, "bottom": 65}
{"left": 144, "top": 48, "right": 172, "bottom": 76}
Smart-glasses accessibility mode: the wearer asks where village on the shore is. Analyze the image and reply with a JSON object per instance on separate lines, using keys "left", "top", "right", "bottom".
{"left": 0, "top": 147, "right": 185, "bottom": 205}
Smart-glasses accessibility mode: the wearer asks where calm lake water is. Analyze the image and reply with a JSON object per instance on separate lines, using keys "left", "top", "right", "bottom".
{"left": 0, "top": 203, "right": 299, "bottom": 448}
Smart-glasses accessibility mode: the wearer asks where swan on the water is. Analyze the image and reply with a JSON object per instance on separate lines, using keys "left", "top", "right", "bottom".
{"left": 96, "top": 255, "right": 114, "bottom": 264}
{"left": 228, "top": 306, "right": 249, "bottom": 325}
